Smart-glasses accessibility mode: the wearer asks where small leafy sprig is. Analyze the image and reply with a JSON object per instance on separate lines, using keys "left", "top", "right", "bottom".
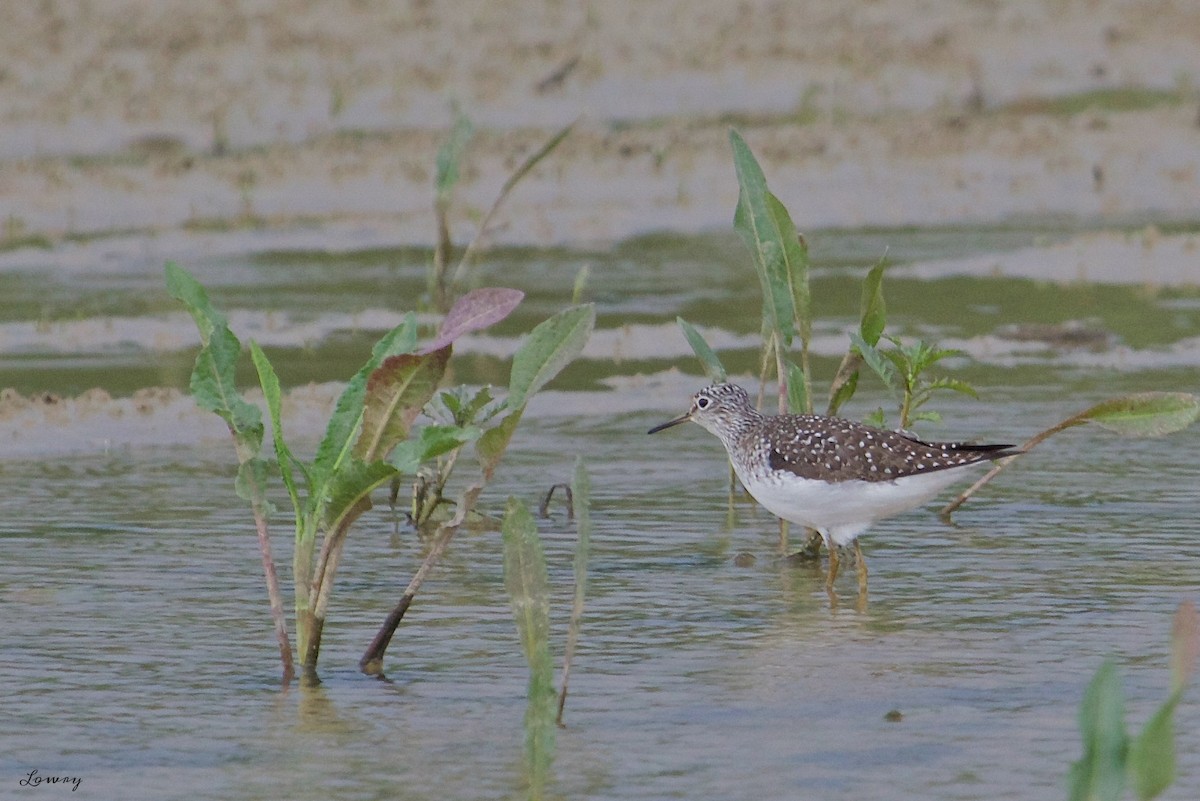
{"left": 853, "top": 335, "right": 978, "bottom": 429}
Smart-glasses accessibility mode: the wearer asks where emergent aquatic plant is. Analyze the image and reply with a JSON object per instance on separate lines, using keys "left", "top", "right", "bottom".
{"left": 1068, "top": 600, "right": 1198, "bottom": 801}
{"left": 502, "top": 457, "right": 592, "bottom": 800}
{"left": 679, "top": 129, "right": 1200, "bottom": 549}
{"left": 167, "top": 263, "right": 593, "bottom": 684}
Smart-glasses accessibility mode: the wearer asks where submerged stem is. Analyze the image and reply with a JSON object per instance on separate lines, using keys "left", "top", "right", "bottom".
{"left": 360, "top": 483, "right": 484, "bottom": 675}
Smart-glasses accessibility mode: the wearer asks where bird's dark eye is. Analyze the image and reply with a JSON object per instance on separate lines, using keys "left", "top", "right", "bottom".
{"left": 696, "top": 397, "right": 710, "bottom": 410}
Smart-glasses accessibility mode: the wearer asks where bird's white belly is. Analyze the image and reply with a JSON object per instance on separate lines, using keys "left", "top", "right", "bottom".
{"left": 740, "top": 467, "right": 976, "bottom": 545}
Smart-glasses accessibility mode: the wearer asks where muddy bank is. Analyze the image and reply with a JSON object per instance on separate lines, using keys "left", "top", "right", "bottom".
{"left": 2, "top": 1, "right": 1199, "bottom": 249}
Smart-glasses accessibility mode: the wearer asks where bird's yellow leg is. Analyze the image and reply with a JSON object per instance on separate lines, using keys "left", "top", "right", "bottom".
{"left": 826, "top": 542, "right": 841, "bottom": 590}
{"left": 853, "top": 539, "right": 869, "bottom": 597}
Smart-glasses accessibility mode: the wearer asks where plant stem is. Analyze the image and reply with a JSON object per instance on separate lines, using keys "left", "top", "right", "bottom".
{"left": 360, "top": 483, "right": 484, "bottom": 675}
{"left": 251, "top": 504, "right": 294, "bottom": 687}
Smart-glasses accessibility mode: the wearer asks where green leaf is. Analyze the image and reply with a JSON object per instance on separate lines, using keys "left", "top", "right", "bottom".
{"left": 863, "top": 407, "right": 887, "bottom": 427}
{"left": 1080, "top": 392, "right": 1200, "bottom": 438}
{"left": 249, "top": 341, "right": 303, "bottom": 519}
{"left": 923, "top": 377, "right": 979, "bottom": 399}
{"left": 767, "top": 192, "right": 810, "bottom": 342}
{"left": 477, "top": 406, "right": 523, "bottom": 481}
{"left": 320, "top": 459, "right": 399, "bottom": 531}
{"left": 785, "top": 360, "right": 809, "bottom": 414}
{"left": 570, "top": 457, "right": 592, "bottom": 606}
{"left": 390, "top": 424, "right": 482, "bottom": 473}
{"left": 312, "top": 314, "right": 419, "bottom": 479}
{"left": 859, "top": 257, "right": 888, "bottom": 345}
{"left": 501, "top": 497, "right": 557, "bottom": 773}
{"left": 730, "top": 129, "right": 796, "bottom": 347}
{"left": 165, "top": 262, "right": 263, "bottom": 459}
{"left": 508, "top": 304, "right": 595, "bottom": 410}
{"left": 1128, "top": 691, "right": 1181, "bottom": 801}
{"left": 503, "top": 496, "right": 552, "bottom": 669}
{"left": 354, "top": 347, "right": 452, "bottom": 462}
{"left": 677, "top": 316, "right": 728, "bottom": 382}
{"left": 1069, "top": 660, "right": 1128, "bottom": 801}
{"left": 572, "top": 263, "right": 590, "bottom": 305}
{"left": 850, "top": 332, "right": 898, "bottom": 391}
{"left": 826, "top": 360, "right": 860, "bottom": 417}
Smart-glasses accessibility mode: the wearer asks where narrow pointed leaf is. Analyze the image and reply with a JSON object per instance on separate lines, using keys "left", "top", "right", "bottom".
{"left": 786, "top": 361, "right": 809, "bottom": 414}
{"left": 502, "top": 496, "right": 557, "bottom": 784}
{"left": 860, "top": 258, "right": 888, "bottom": 345}
{"left": 508, "top": 304, "right": 595, "bottom": 410}
{"left": 355, "top": 347, "right": 451, "bottom": 462}
{"left": 419, "top": 287, "right": 524, "bottom": 354}
{"left": 250, "top": 341, "right": 303, "bottom": 515}
{"left": 1081, "top": 392, "right": 1200, "bottom": 437}
{"left": 435, "top": 113, "right": 473, "bottom": 206}
{"left": 827, "top": 351, "right": 862, "bottom": 416}
{"left": 677, "top": 317, "right": 728, "bottom": 382}
{"left": 730, "top": 129, "right": 796, "bottom": 347}
{"left": 923, "top": 377, "right": 979, "bottom": 398}
{"left": 850, "top": 332, "right": 898, "bottom": 391}
{"left": 558, "top": 457, "right": 592, "bottom": 726}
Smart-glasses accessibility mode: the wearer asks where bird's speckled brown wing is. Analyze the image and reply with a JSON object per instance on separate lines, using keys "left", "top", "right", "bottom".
{"left": 762, "top": 414, "right": 1017, "bottom": 483}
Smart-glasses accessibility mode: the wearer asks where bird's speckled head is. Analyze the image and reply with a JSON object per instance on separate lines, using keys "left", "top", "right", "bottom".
{"left": 647, "top": 383, "right": 760, "bottom": 443}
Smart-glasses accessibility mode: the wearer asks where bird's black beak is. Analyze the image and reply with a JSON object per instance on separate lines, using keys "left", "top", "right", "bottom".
{"left": 647, "top": 412, "right": 691, "bottom": 435}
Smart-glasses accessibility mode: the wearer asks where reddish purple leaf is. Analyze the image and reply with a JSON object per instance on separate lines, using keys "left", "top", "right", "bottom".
{"left": 419, "top": 288, "right": 524, "bottom": 354}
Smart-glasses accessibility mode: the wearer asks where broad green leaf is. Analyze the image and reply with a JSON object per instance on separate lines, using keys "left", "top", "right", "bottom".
{"left": 312, "top": 314, "right": 419, "bottom": 479}
{"left": 677, "top": 317, "right": 727, "bottom": 382}
{"left": 1128, "top": 691, "right": 1181, "bottom": 801}
{"left": 250, "top": 341, "right": 303, "bottom": 519}
{"left": 435, "top": 112, "right": 473, "bottom": 206}
{"left": 508, "top": 304, "right": 595, "bottom": 410}
{"left": 354, "top": 347, "right": 452, "bottom": 462}
{"left": 1069, "top": 660, "right": 1128, "bottom": 801}
{"left": 419, "top": 287, "right": 524, "bottom": 355}
{"left": 165, "top": 262, "right": 263, "bottom": 457}
{"left": 477, "top": 407, "right": 523, "bottom": 481}
{"left": 850, "top": 332, "right": 898, "bottom": 391}
{"left": 767, "top": 192, "right": 810, "bottom": 342}
{"left": 859, "top": 257, "right": 888, "bottom": 345}
{"left": 786, "top": 360, "right": 809, "bottom": 414}
{"left": 390, "top": 424, "right": 482, "bottom": 474}
{"left": 730, "top": 129, "right": 796, "bottom": 347}
{"left": 1081, "top": 392, "right": 1200, "bottom": 438}
{"left": 320, "top": 459, "right": 399, "bottom": 531}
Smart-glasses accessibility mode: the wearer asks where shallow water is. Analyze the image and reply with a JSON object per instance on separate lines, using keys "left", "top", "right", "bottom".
{"left": 2, "top": 226, "right": 1199, "bottom": 799}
